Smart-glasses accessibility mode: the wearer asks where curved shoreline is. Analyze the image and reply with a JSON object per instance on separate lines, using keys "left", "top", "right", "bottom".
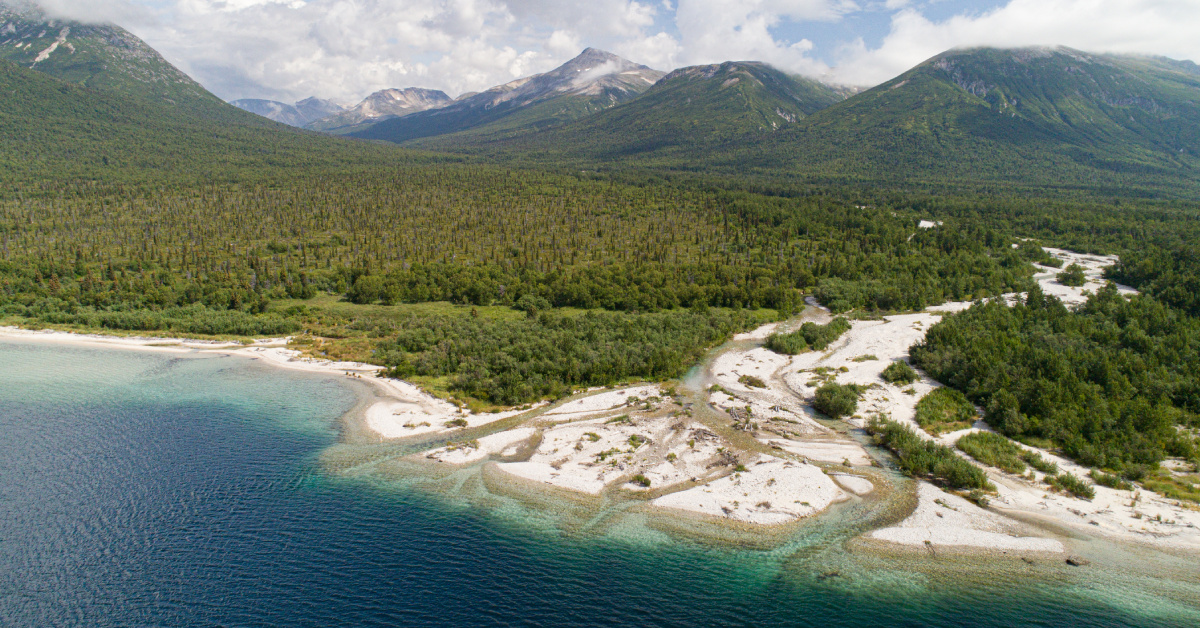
{"left": 5, "top": 283, "right": 1200, "bottom": 563}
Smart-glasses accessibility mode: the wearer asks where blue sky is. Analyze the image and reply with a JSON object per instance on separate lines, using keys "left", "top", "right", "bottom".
{"left": 32, "top": 0, "right": 1200, "bottom": 103}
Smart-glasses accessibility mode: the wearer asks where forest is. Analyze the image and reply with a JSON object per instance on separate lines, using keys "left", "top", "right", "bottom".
{"left": 0, "top": 164, "right": 1047, "bottom": 403}
{"left": 911, "top": 284, "right": 1200, "bottom": 476}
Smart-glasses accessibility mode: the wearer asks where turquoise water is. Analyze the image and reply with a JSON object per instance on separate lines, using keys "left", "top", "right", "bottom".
{"left": 1, "top": 341, "right": 1197, "bottom": 627}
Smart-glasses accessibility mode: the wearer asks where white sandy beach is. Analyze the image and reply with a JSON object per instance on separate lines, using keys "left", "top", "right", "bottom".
{"left": 4, "top": 245, "right": 1197, "bottom": 551}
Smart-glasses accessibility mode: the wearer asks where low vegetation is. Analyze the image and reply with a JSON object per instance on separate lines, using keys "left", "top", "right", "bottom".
{"left": 738, "top": 374, "right": 767, "bottom": 388}
{"left": 880, "top": 361, "right": 919, "bottom": 385}
{"left": 1046, "top": 472, "right": 1095, "bottom": 500}
{"left": 813, "top": 382, "right": 865, "bottom": 419}
{"left": 764, "top": 317, "right": 852, "bottom": 355}
{"left": 957, "top": 431, "right": 1056, "bottom": 475}
{"left": 1089, "top": 470, "right": 1133, "bottom": 491}
{"left": 867, "top": 417, "right": 992, "bottom": 491}
{"left": 913, "top": 387, "right": 977, "bottom": 435}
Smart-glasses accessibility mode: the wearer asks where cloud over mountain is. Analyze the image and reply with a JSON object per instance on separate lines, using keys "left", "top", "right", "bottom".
{"left": 25, "top": 0, "right": 1200, "bottom": 102}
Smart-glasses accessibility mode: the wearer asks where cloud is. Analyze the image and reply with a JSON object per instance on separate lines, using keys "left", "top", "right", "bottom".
{"left": 22, "top": 0, "right": 1200, "bottom": 102}
{"left": 831, "top": 0, "right": 1200, "bottom": 85}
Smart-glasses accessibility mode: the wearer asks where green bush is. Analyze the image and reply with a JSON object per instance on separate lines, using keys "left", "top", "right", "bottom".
{"left": 881, "top": 360, "right": 919, "bottom": 385}
{"left": 959, "top": 431, "right": 1059, "bottom": 476}
{"left": 813, "top": 382, "right": 863, "bottom": 419}
{"left": 1057, "top": 264, "right": 1087, "bottom": 287}
{"left": 1047, "top": 472, "right": 1095, "bottom": 499}
{"left": 631, "top": 474, "right": 651, "bottom": 488}
{"left": 957, "top": 431, "right": 1027, "bottom": 474}
{"left": 914, "top": 387, "right": 977, "bottom": 435}
{"left": 765, "top": 317, "right": 851, "bottom": 355}
{"left": 738, "top": 374, "right": 767, "bottom": 388}
{"left": 867, "top": 417, "right": 993, "bottom": 491}
{"left": 1090, "top": 470, "right": 1133, "bottom": 491}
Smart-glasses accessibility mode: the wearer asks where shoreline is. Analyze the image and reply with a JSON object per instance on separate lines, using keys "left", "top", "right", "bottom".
{"left": 4, "top": 247, "right": 1200, "bottom": 562}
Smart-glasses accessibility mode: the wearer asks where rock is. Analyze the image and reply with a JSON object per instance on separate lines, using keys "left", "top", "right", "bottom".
{"left": 1065, "top": 556, "right": 1090, "bottom": 567}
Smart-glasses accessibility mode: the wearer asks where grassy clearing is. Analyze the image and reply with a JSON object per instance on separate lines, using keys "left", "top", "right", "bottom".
{"left": 1142, "top": 470, "right": 1200, "bottom": 503}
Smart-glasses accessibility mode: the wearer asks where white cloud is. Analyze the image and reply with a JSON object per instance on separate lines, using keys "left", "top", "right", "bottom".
{"left": 831, "top": 0, "right": 1200, "bottom": 85}
{"left": 22, "top": 0, "right": 1200, "bottom": 102}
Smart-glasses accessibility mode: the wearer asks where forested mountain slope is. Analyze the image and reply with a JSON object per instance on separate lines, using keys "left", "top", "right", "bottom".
{"left": 0, "top": 3, "right": 225, "bottom": 112}
{"left": 418, "top": 61, "right": 851, "bottom": 158}
{"left": 0, "top": 59, "right": 441, "bottom": 189}
{"left": 433, "top": 47, "right": 1200, "bottom": 198}
{"left": 747, "top": 47, "right": 1200, "bottom": 191}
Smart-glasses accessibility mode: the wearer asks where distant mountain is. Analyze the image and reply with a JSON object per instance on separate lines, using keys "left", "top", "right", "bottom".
{"left": 351, "top": 48, "right": 664, "bottom": 143}
{"left": 0, "top": 2, "right": 222, "bottom": 110}
{"left": 450, "top": 46, "right": 1200, "bottom": 195}
{"left": 745, "top": 46, "right": 1200, "bottom": 189}
{"left": 443, "top": 61, "right": 849, "bottom": 158}
{"left": 230, "top": 96, "right": 345, "bottom": 127}
{"left": 305, "top": 87, "right": 452, "bottom": 133}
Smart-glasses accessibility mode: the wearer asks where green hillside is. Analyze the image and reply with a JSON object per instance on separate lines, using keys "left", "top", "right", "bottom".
{"left": 420, "top": 61, "right": 850, "bottom": 158}
{"left": 0, "top": 58, "right": 445, "bottom": 189}
{"left": 0, "top": 4, "right": 224, "bottom": 111}
{"left": 437, "top": 47, "right": 1200, "bottom": 198}
{"left": 752, "top": 47, "right": 1200, "bottom": 190}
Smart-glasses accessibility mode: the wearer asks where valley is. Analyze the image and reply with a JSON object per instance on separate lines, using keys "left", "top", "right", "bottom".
{"left": 2, "top": 2, "right": 1200, "bottom": 623}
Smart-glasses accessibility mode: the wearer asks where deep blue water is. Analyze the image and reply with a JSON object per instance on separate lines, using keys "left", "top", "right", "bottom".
{"left": 0, "top": 341, "right": 1197, "bottom": 627}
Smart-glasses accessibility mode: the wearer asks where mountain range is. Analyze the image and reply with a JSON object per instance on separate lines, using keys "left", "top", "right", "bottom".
{"left": 350, "top": 48, "right": 665, "bottom": 144}
{"left": 4, "top": 2, "right": 1200, "bottom": 197}
{"left": 230, "top": 97, "right": 346, "bottom": 128}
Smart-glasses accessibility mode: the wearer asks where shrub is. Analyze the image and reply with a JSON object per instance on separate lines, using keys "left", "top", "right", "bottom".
{"left": 631, "top": 474, "right": 651, "bottom": 488}
{"left": 445, "top": 418, "right": 469, "bottom": 428}
{"left": 765, "top": 317, "right": 851, "bottom": 355}
{"left": 914, "top": 388, "right": 977, "bottom": 435}
{"left": 1090, "top": 470, "right": 1133, "bottom": 491}
{"left": 1023, "top": 451, "right": 1059, "bottom": 474}
{"left": 813, "top": 382, "right": 863, "bottom": 419}
{"left": 764, "top": 331, "right": 808, "bottom": 354}
{"left": 1057, "top": 264, "right": 1087, "bottom": 287}
{"left": 738, "top": 374, "right": 767, "bottom": 388}
{"left": 957, "top": 431, "right": 1027, "bottom": 474}
{"left": 1047, "top": 472, "right": 1095, "bottom": 499}
{"left": 866, "top": 417, "right": 992, "bottom": 491}
{"left": 881, "top": 361, "right": 919, "bottom": 385}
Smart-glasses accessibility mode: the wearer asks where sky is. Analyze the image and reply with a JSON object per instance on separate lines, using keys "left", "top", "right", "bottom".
{"left": 30, "top": 0, "right": 1200, "bottom": 104}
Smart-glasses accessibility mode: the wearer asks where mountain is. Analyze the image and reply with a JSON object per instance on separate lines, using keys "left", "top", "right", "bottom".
{"left": 230, "top": 96, "right": 345, "bottom": 127}
{"left": 351, "top": 48, "right": 664, "bottom": 144}
{"left": 0, "top": 2, "right": 222, "bottom": 110}
{"left": 741, "top": 47, "right": 1200, "bottom": 190}
{"left": 457, "top": 46, "right": 1200, "bottom": 196}
{"left": 440, "top": 61, "right": 850, "bottom": 159}
{"left": 305, "top": 87, "right": 452, "bottom": 133}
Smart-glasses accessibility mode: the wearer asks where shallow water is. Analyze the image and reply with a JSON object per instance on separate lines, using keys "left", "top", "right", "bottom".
{"left": 1, "top": 341, "right": 1197, "bottom": 627}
